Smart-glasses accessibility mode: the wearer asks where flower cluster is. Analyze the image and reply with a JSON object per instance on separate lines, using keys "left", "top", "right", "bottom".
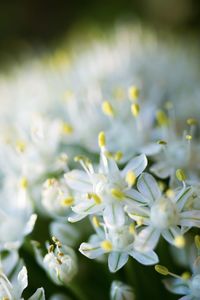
{"left": 0, "top": 24, "right": 200, "bottom": 299}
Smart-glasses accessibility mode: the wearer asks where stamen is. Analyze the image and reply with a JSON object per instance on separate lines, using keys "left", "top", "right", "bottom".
{"left": 129, "top": 223, "right": 135, "bottom": 235}
{"left": 19, "top": 177, "right": 28, "bottom": 189}
{"left": 15, "top": 140, "right": 26, "bottom": 153}
{"left": 174, "top": 235, "right": 185, "bottom": 248}
{"left": 102, "top": 101, "right": 115, "bottom": 117}
{"left": 111, "top": 188, "right": 124, "bottom": 200}
{"left": 98, "top": 131, "right": 106, "bottom": 148}
{"left": 48, "top": 244, "right": 55, "bottom": 253}
{"left": 176, "top": 169, "right": 186, "bottom": 183}
{"left": 101, "top": 240, "right": 112, "bottom": 252}
{"left": 126, "top": 170, "right": 136, "bottom": 187}
{"left": 61, "top": 122, "right": 73, "bottom": 135}
{"left": 155, "top": 265, "right": 169, "bottom": 275}
{"left": 181, "top": 272, "right": 191, "bottom": 280}
{"left": 92, "top": 216, "right": 100, "bottom": 228}
{"left": 195, "top": 235, "right": 200, "bottom": 249}
{"left": 128, "top": 86, "right": 140, "bottom": 101}
{"left": 60, "top": 197, "right": 74, "bottom": 207}
{"left": 88, "top": 193, "right": 102, "bottom": 204}
{"left": 114, "top": 151, "right": 123, "bottom": 162}
{"left": 131, "top": 103, "right": 140, "bottom": 117}
{"left": 156, "top": 110, "right": 169, "bottom": 126}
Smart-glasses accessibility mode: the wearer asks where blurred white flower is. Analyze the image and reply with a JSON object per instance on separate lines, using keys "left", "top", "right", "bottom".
{"left": 110, "top": 281, "right": 135, "bottom": 300}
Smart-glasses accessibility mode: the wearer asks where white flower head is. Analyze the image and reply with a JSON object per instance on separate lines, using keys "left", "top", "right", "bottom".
{"left": 126, "top": 173, "right": 199, "bottom": 252}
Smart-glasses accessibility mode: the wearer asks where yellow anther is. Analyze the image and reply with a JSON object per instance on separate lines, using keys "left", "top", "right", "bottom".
{"left": 48, "top": 244, "right": 55, "bottom": 253}
{"left": 176, "top": 169, "right": 186, "bottom": 182}
{"left": 46, "top": 178, "right": 56, "bottom": 187}
{"left": 195, "top": 235, "right": 200, "bottom": 249}
{"left": 16, "top": 140, "right": 26, "bottom": 153}
{"left": 88, "top": 193, "right": 102, "bottom": 204}
{"left": 166, "top": 189, "right": 175, "bottom": 199}
{"left": 157, "top": 140, "right": 167, "bottom": 145}
{"left": 174, "top": 235, "right": 186, "bottom": 248}
{"left": 129, "top": 223, "right": 135, "bottom": 235}
{"left": 111, "top": 188, "right": 124, "bottom": 200}
{"left": 60, "top": 197, "right": 74, "bottom": 207}
{"left": 181, "top": 272, "right": 191, "bottom": 280}
{"left": 61, "top": 122, "right": 73, "bottom": 135}
{"left": 52, "top": 236, "right": 62, "bottom": 247}
{"left": 102, "top": 101, "right": 115, "bottom": 117}
{"left": 155, "top": 265, "right": 169, "bottom": 276}
{"left": 19, "top": 177, "right": 28, "bottom": 189}
{"left": 92, "top": 216, "right": 100, "bottom": 228}
{"left": 56, "top": 258, "right": 62, "bottom": 265}
{"left": 158, "top": 181, "right": 166, "bottom": 192}
{"left": 131, "top": 103, "right": 140, "bottom": 117}
{"left": 101, "top": 240, "right": 112, "bottom": 252}
{"left": 114, "top": 151, "right": 123, "bottom": 162}
{"left": 156, "top": 110, "right": 168, "bottom": 126}
{"left": 104, "top": 151, "right": 113, "bottom": 159}
{"left": 186, "top": 135, "right": 192, "bottom": 141}
{"left": 136, "top": 217, "right": 144, "bottom": 226}
{"left": 2, "top": 297, "right": 9, "bottom": 300}
{"left": 128, "top": 86, "right": 140, "bottom": 101}
{"left": 126, "top": 171, "right": 136, "bottom": 187}
{"left": 98, "top": 131, "right": 106, "bottom": 148}
{"left": 187, "top": 118, "right": 198, "bottom": 126}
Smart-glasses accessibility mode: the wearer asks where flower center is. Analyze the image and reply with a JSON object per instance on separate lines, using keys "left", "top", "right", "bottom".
{"left": 150, "top": 198, "right": 179, "bottom": 230}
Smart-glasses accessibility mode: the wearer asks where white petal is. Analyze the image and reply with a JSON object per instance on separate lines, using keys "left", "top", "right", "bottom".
{"left": 16, "top": 266, "right": 28, "bottom": 298}
{"left": 68, "top": 213, "right": 86, "bottom": 223}
{"left": 134, "top": 226, "right": 160, "bottom": 252}
{"left": 125, "top": 205, "right": 150, "bottom": 225}
{"left": 163, "top": 278, "right": 190, "bottom": 296}
{"left": 180, "top": 210, "right": 200, "bottom": 228}
{"left": 175, "top": 187, "right": 193, "bottom": 211}
{"left": 129, "top": 249, "right": 158, "bottom": 265}
{"left": 121, "top": 154, "right": 147, "bottom": 178}
{"left": 108, "top": 252, "right": 129, "bottom": 273}
{"left": 103, "top": 203, "right": 125, "bottom": 228}
{"left": 125, "top": 189, "right": 149, "bottom": 204}
{"left": 150, "top": 161, "right": 172, "bottom": 179}
{"left": 162, "top": 226, "right": 182, "bottom": 245}
{"left": 64, "top": 170, "right": 92, "bottom": 192}
{"left": 72, "top": 201, "right": 103, "bottom": 215}
{"left": 79, "top": 242, "right": 104, "bottom": 259}
{"left": 23, "top": 214, "right": 37, "bottom": 236}
{"left": 137, "top": 173, "right": 161, "bottom": 204}
{"left": 28, "top": 288, "right": 45, "bottom": 300}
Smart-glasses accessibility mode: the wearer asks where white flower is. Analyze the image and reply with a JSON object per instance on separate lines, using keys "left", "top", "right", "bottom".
{"left": 65, "top": 147, "right": 147, "bottom": 227}
{"left": 110, "top": 281, "right": 135, "bottom": 300}
{"left": 125, "top": 173, "right": 199, "bottom": 252}
{"left": 0, "top": 265, "right": 45, "bottom": 300}
{"left": 79, "top": 219, "right": 158, "bottom": 272}
{"left": 0, "top": 178, "right": 37, "bottom": 250}
{"left": 41, "top": 178, "right": 73, "bottom": 218}
{"left": 32, "top": 239, "right": 77, "bottom": 286}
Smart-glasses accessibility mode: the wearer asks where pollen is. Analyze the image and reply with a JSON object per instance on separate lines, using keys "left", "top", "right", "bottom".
{"left": 60, "top": 197, "right": 74, "bottom": 207}
{"left": 114, "top": 151, "right": 123, "bottom": 162}
{"left": 19, "top": 177, "right": 28, "bottom": 189}
{"left": 98, "top": 131, "right": 106, "bottom": 148}
{"left": 101, "top": 240, "right": 112, "bottom": 252}
{"left": 174, "top": 235, "right": 185, "bottom": 248}
{"left": 129, "top": 223, "right": 135, "bottom": 235}
{"left": 131, "top": 103, "right": 140, "bottom": 117}
{"left": 155, "top": 265, "right": 169, "bottom": 276}
{"left": 61, "top": 122, "right": 74, "bottom": 135}
{"left": 111, "top": 188, "right": 124, "bottom": 200}
{"left": 165, "top": 189, "right": 175, "bottom": 198}
{"left": 128, "top": 86, "right": 140, "bottom": 101}
{"left": 102, "top": 101, "right": 115, "bottom": 117}
{"left": 156, "top": 110, "right": 168, "bottom": 126}
{"left": 16, "top": 140, "right": 26, "bottom": 153}
{"left": 126, "top": 170, "right": 136, "bottom": 187}
{"left": 92, "top": 216, "right": 100, "bottom": 228}
{"left": 176, "top": 169, "right": 186, "bottom": 182}
{"left": 187, "top": 118, "right": 198, "bottom": 126}
{"left": 181, "top": 272, "right": 191, "bottom": 280}
{"left": 186, "top": 135, "right": 192, "bottom": 140}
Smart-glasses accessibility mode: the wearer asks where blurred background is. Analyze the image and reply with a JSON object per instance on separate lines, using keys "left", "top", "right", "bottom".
{"left": 1, "top": 0, "right": 200, "bottom": 67}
